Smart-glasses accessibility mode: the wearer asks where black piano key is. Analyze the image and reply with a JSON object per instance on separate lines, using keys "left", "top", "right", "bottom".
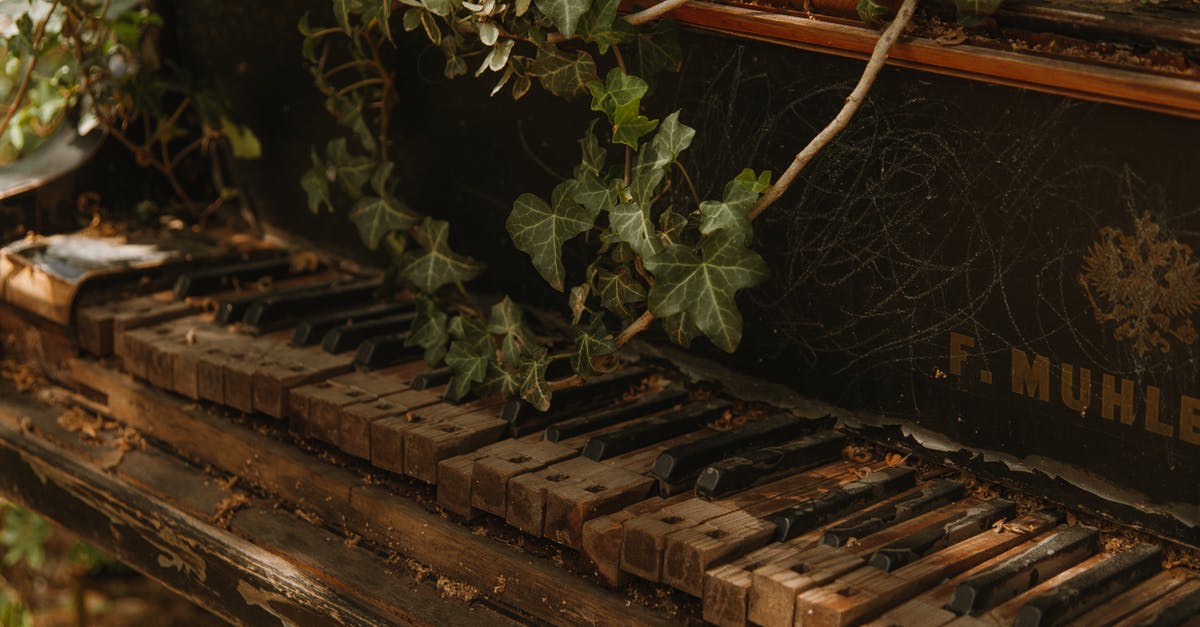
{"left": 214, "top": 282, "right": 333, "bottom": 325}
{"left": 321, "top": 313, "right": 416, "bottom": 354}
{"left": 947, "top": 525, "right": 1099, "bottom": 615}
{"left": 243, "top": 280, "right": 382, "bottom": 329}
{"left": 694, "top": 430, "right": 847, "bottom": 500}
{"left": 173, "top": 256, "right": 294, "bottom": 299}
{"left": 650, "top": 414, "right": 813, "bottom": 489}
{"left": 505, "top": 368, "right": 659, "bottom": 437}
{"left": 353, "top": 333, "right": 421, "bottom": 370}
{"left": 821, "top": 479, "right": 966, "bottom": 547}
{"left": 500, "top": 367, "right": 651, "bottom": 423}
{"left": 580, "top": 402, "right": 729, "bottom": 461}
{"left": 543, "top": 386, "right": 689, "bottom": 442}
{"left": 291, "top": 302, "right": 414, "bottom": 346}
{"left": 1014, "top": 543, "right": 1163, "bottom": 627}
{"left": 411, "top": 368, "right": 452, "bottom": 390}
{"left": 868, "top": 498, "right": 1019, "bottom": 572}
{"left": 769, "top": 466, "right": 917, "bottom": 542}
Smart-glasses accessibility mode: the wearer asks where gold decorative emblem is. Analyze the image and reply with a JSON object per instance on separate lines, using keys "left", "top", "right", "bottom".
{"left": 1079, "top": 213, "right": 1200, "bottom": 355}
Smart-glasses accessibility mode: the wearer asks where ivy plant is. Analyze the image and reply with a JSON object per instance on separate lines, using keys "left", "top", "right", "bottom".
{"left": 303, "top": 0, "right": 922, "bottom": 409}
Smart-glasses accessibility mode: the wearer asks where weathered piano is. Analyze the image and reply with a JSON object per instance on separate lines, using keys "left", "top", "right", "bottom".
{"left": 0, "top": 0, "right": 1198, "bottom": 625}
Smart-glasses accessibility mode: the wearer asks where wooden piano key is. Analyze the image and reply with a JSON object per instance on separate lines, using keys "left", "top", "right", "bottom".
{"left": 340, "top": 389, "right": 443, "bottom": 460}
{"left": 368, "top": 398, "right": 497, "bottom": 475}
{"left": 696, "top": 430, "right": 848, "bottom": 499}
{"left": 770, "top": 466, "right": 918, "bottom": 542}
{"left": 793, "top": 510, "right": 1061, "bottom": 627}
{"left": 622, "top": 461, "right": 853, "bottom": 583}
{"left": 354, "top": 333, "right": 422, "bottom": 370}
{"left": 501, "top": 366, "right": 655, "bottom": 435}
{"left": 544, "top": 385, "right": 689, "bottom": 442}
{"left": 114, "top": 325, "right": 168, "bottom": 380}
{"left": 507, "top": 456, "right": 602, "bottom": 536}
{"left": 321, "top": 313, "right": 416, "bottom": 353}
{"left": 703, "top": 542, "right": 800, "bottom": 627}
{"left": 821, "top": 479, "right": 966, "bottom": 547}
{"left": 1109, "top": 576, "right": 1200, "bottom": 627}
{"left": 947, "top": 525, "right": 1099, "bottom": 614}
{"left": 292, "top": 381, "right": 377, "bottom": 442}
{"left": 1066, "top": 568, "right": 1194, "bottom": 627}
{"left": 241, "top": 279, "right": 382, "bottom": 330}
{"left": 582, "top": 493, "right": 695, "bottom": 588}
{"left": 251, "top": 346, "right": 355, "bottom": 418}
{"left": 291, "top": 301, "right": 412, "bottom": 346}
{"left": 403, "top": 409, "right": 508, "bottom": 483}
{"left": 955, "top": 552, "right": 1117, "bottom": 626}
{"left": 748, "top": 497, "right": 986, "bottom": 627}
{"left": 470, "top": 438, "right": 577, "bottom": 516}
{"left": 78, "top": 293, "right": 196, "bottom": 356}
{"left": 581, "top": 402, "right": 729, "bottom": 460}
{"left": 1013, "top": 543, "right": 1162, "bottom": 627}
{"left": 663, "top": 466, "right": 918, "bottom": 596}
{"left": 436, "top": 434, "right": 547, "bottom": 519}
{"left": 868, "top": 498, "right": 1018, "bottom": 571}
{"left": 410, "top": 367, "right": 452, "bottom": 390}
{"left": 539, "top": 428, "right": 715, "bottom": 549}
{"left": 172, "top": 256, "right": 294, "bottom": 299}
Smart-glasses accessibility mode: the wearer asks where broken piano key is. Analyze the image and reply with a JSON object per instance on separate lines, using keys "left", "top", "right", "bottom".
{"left": 581, "top": 402, "right": 729, "bottom": 461}
{"left": 1013, "top": 543, "right": 1162, "bottom": 627}
{"left": 321, "top": 313, "right": 416, "bottom": 354}
{"left": 769, "top": 466, "right": 917, "bottom": 541}
{"left": 242, "top": 279, "right": 382, "bottom": 330}
{"left": 172, "top": 256, "right": 294, "bottom": 299}
{"left": 820, "top": 478, "right": 965, "bottom": 547}
{"left": 868, "top": 497, "right": 1018, "bottom": 571}
{"left": 543, "top": 386, "right": 689, "bottom": 442}
{"left": 694, "top": 430, "right": 847, "bottom": 499}
{"left": 291, "top": 302, "right": 413, "bottom": 346}
{"left": 354, "top": 333, "right": 421, "bottom": 370}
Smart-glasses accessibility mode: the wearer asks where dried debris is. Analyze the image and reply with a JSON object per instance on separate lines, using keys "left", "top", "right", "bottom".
{"left": 211, "top": 493, "right": 250, "bottom": 529}
{"left": 56, "top": 407, "right": 110, "bottom": 439}
{"left": 1, "top": 359, "right": 41, "bottom": 393}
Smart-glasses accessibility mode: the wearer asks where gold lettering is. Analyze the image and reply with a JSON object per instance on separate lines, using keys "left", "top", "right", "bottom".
{"left": 1011, "top": 349, "right": 1049, "bottom": 401}
{"left": 1101, "top": 374, "right": 1135, "bottom": 425}
{"left": 1181, "top": 395, "right": 1200, "bottom": 446}
{"left": 950, "top": 332, "right": 974, "bottom": 376}
{"left": 1060, "top": 363, "right": 1091, "bottom": 413}
{"left": 1144, "top": 386, "right": 1172, "bottom": 437}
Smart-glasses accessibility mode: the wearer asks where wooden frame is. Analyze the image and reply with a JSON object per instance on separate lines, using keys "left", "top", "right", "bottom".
{"left": 657, "top": 1, "right": 1200, "bottom": 119}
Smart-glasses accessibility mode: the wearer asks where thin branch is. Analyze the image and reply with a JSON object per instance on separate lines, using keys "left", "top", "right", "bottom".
{"left": 336, "top": 77, "right": 386, "bottom": 97}
{"left": 0, "top": 1, "right": 61, "bottom": 137}
{"left": 748, "top": 0, "right": 917, "bottom": 221}
{"left": 625, "top": 0, "right": 692, "bottom": 26}
{"left": 674, "top": 161, "right": 700, "bottom": 207}
{"left": 615, "top": 310, "right": 654, "bottom": 347}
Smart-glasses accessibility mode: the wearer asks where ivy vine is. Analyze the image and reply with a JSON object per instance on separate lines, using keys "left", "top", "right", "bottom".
{"left": 301, "top": 0, "right": 999, "bottom": 410}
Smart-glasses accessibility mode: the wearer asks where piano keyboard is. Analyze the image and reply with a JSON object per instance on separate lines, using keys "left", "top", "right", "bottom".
{"left": 53, "top": 254, "right": 1200, "bottom": 626}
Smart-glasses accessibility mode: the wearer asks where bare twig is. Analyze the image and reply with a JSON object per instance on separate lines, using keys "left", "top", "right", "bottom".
{"left": 748, "top": 0, "right": 917, "bottom": 221}
{"left": 625, "top": 0, "right": 692, "bottom": 25}
{"left": 615, "top": 310, "right": 654, "bottom": 347}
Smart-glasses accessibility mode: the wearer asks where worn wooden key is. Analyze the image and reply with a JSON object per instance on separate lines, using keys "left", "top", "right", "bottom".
{"left": 770, "top": 466, "right": 918, "bottom": 542}
{"left": 241, "top": 279, "right": 382, "bottom": 330}
{"left": 321, "top": 313, "right": 416, "bottom": 353}
{"left": 695, "top": 430, "right": 848, "bottom": 499}
{"left": 1109, "top": 576, "right": 1200, "bottom": 627}
{"left": 1050, "top": 567, "right": 1193, "bottom": 626}
{"left": 794, "top": 510, "right": 1061, "bottom": 627}
{"left": 867, "top": 498, "right": 1017, "bottom": 571}
{"left": 582, "top": 492, "right": 696, "bottom": 588}
{"left": 291, "top": 301, "right": 413, "bottom": 346}
{"left": 172, "top": 255, "right": 294, "bottom": 299}
{"left": 947, "top": 525, "right": 1098, "bottom": 615}
{"left": 821, "top": 479, "right": 965, "bottom": 547}
{"left": 1013, "top": 543, "right": 1162, "bottom": 627}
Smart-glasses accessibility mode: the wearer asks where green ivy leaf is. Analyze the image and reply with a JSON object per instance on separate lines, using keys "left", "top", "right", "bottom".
{"left": 631, "top": 110, "right": 694, "bottom": 206}
{"left": 587, "top": 69, "right": 657, "bottom": 148}
{"left": 955, "top": 0, "right": 1004, "bottom": 27}
{"left": 405, "top": 295, "right": 450, "bottom": 365}
{"left": 534, "top": 0, "right": 591, "bottom": 38}
{"left": 219, "top": 117, "right": 261, "bottom": 159}
{"left": 631, "top": 20, "right": 681, "bottom": 86}
{"left": 573, "top": 174, "right": 619, "bottom": 215}
{"left": 662, "top": 311, "right": 700, "bottom": 348}
{"left": 658, "top": 209, "right": 688, "bottom": 246}
{"left": 333, "top": 0, "right": 352, "bottom": 33}
{"left": 644, "top": 230, "right": 769, "bottom": 352}
{"left": 507, "top": 180, "right": 599, "bottom": 291}
{"left": 595, "top": 267, "right": 646, "bottom": 318}
{"left": 577, "top": 0, "right": 630, "bottom": 53}
{"left": 325, "top": 137, "right": 374, "bottom": 198}
{"left": 529, "top": 46, "right": 598, "bottom": 100}
{"left": 351, "top": 193, "right": 419, "bottom": 250}
{"left": 572, "top": 314, "right": 616, "bottom": 377}
{"left": 446, "top": 339, "right": 490, "bottom": 390}
{"left": 488, "top": 296, "right": 534, "bottom": 366}
{"left": 400, "top": 217, "right": 485, "bottom": 293}
{"left": 856, "top": 0, "right": 889, "bottom": 26}
{"left": 518, "top": 350, "right": 552, "bottom": 411}
{"left": 574, "top": 120, "right": 605, "bottom": 179}
{"left": 480, "top": 363, "right": 521, "bottom": 397}
{"left": 608, "top": 201, "right": 661, "bottom": 259}
{"left": 699, "top": 169, "right": 771, "bottom": 246}
{"left": 300, "top": 148, "right": 332, "bottom": 213}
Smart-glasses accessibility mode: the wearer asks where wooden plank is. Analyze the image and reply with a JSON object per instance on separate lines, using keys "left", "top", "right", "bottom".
{"left": 66, "top": 359, "right": 670, "bottom": 625}
{"left": 0, "top": 387, "right": 411, "bottom": 626}
{"left": 793, "top": 511, "right": 1060, "bottom": 626}
{"left": 660, "top": 1, "right": 1200, "bottom": 120}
